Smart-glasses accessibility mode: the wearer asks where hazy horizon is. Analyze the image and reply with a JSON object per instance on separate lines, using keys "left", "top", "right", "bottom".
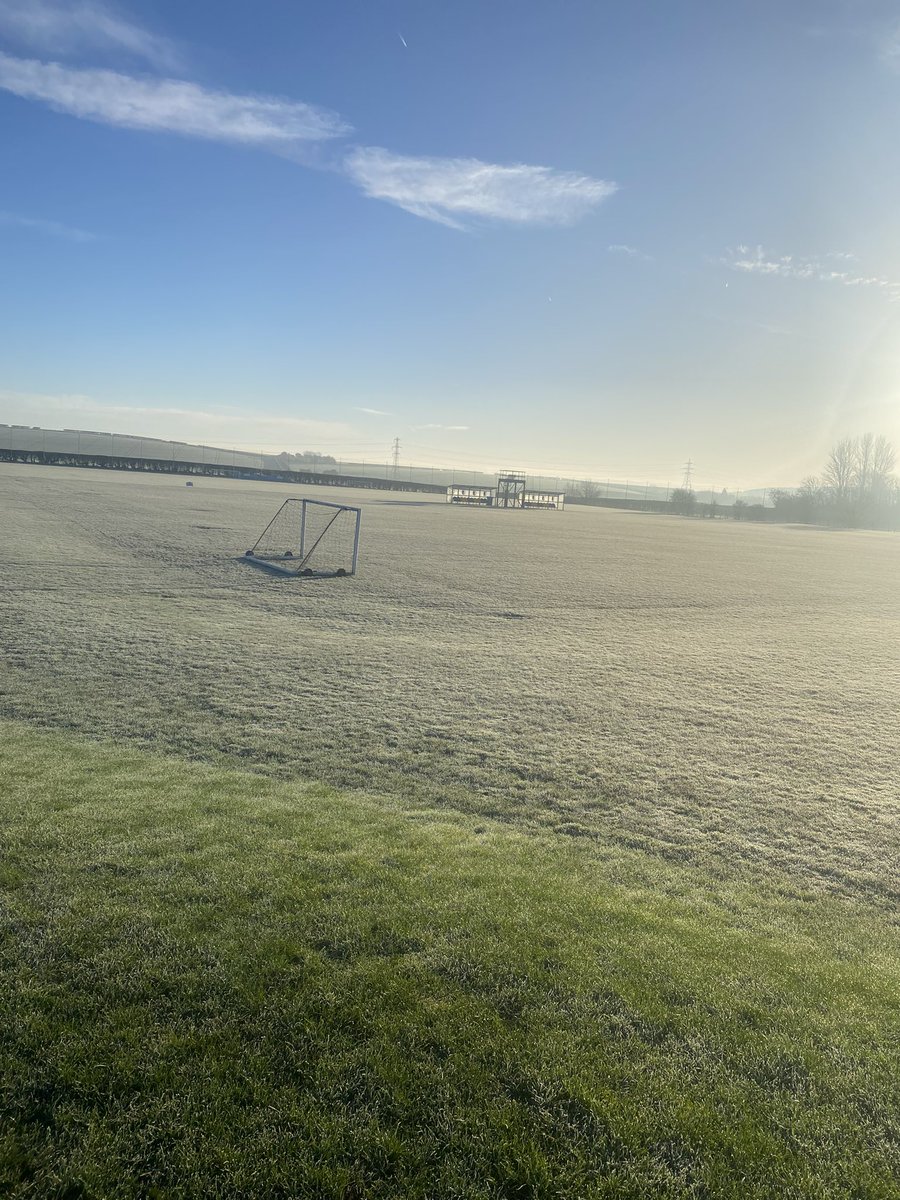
{"left": 0, "top": 418, "right": 788, "bottom": 496}
{"left": 3, "top": 1, "right": 900, "bottom": 488}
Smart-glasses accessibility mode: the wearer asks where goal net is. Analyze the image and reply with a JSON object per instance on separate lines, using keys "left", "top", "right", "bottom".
{"left": 244, "top": 498, "right": 361, "bottom": 577}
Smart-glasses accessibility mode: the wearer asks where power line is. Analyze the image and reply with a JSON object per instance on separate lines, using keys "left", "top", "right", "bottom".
{"left": 681, "top": 458, "right": 694, "bottom": 490}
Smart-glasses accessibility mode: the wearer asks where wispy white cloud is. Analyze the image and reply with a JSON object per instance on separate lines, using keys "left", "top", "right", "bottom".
{"left": 0, "top": 389, "right": 353, "bottom": 445}
{"left": 0, "top": 52, "right": 350, "bottom": 146}
{"left": 721, "top": 245, "right": 900, "bottom": 300}
{"left": 413, "top": 423, "right": 470, "bottom": 431}
{"left": 608, "top": 242, "right": 652, "bottom": 261}
{"left": 724, "top": 245, "right": 817, "bottom": 280}
{"left": 880, "top": 21, "right": 900, "bottom": 65}
{"left": 807, "top": 16, "right": 900, "bottom": 73}
{"left": 354, "top": 406, "right": 393, "bottom": 416}
{"left": 344, "top": 146, "right": 616, "bottom": 229}
{"left": 0, "top": 209, "right": 96, "bottom": 241}
{"left": 0, "top": 0, "right": 180, "bottom": 71}
{"left": 0, "top": 13, "right": 614, "bottom": 233}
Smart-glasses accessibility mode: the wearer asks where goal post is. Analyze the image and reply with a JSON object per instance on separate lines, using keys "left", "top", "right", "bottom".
{"left": 243, "top": 498, "right": 361, "bottom": 577}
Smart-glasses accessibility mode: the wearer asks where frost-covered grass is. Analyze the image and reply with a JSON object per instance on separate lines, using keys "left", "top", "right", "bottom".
{"left": 1, "top": 724, "right": 898, "bottom": 1198}
{"left": 1, "top": 464, "right": 899, "bottom": 1194}
{"left": 1, "top": 465, "right": 897, "bottom": 904}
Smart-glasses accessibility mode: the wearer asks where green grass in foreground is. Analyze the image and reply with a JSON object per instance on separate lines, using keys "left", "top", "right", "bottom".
{"left": 0, "top": 722, "right": 898, "bottom": 1199}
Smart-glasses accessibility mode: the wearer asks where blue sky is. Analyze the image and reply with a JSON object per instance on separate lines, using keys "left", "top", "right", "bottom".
{"left": 2, "top": 0, "right": 900, "bottom": 487}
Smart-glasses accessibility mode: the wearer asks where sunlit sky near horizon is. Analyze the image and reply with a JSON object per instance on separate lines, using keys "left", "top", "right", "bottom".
{"left": 2, "top": 0, "right": 900, "bottom": 488}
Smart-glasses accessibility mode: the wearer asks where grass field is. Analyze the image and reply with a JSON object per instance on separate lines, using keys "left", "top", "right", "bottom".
{"left": 1, "top": 464, "right": 898, "bottom": 1196}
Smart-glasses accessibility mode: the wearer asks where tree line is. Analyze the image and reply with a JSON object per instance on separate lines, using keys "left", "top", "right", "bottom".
{"left": 770, "top": 434, "right": 898, "bottom": 529}
{"left": 668, "top": 434, "right": 899, "bottom": 530}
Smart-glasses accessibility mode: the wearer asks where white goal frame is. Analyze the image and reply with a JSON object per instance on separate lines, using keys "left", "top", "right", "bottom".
{"left": 243, "top": 497, "right": 361, "bottom": 577}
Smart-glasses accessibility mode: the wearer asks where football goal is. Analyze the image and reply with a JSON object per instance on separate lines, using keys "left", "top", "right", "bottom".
{"left": 243, "top": 498, "right": 361, "bottom": 577}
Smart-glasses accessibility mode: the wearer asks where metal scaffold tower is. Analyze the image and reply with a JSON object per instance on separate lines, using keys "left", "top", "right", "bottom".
{"left": 495, "top": 471, "right": 527, "bottom": 508}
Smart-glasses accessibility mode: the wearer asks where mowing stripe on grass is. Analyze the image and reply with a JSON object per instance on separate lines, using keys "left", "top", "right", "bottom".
{"left": 1, "top": 721, "right": 898, "bottom": 1198}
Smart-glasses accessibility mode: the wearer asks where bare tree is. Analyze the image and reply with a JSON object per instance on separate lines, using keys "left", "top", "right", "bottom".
{"left": 798, "top": 475, "right": 822, "bottom": 498}
{"left": 856, "top": 433, "right": 876, "bottom": 501}
{"left": 823, "top": 437, "right": 856, "bottom": 500}
{"left": 872, "top": 435, "right": 896, "bottom": 484}
{"left": 669, "top": 487, "right": 697, "bottom": 516}
{"left": 579, "top": 479, "right": 601, "bottom": 500}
